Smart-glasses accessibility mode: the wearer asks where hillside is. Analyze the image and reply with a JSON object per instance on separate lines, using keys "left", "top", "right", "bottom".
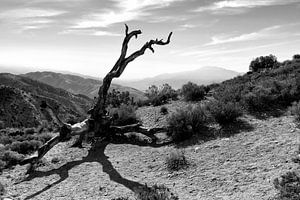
{"left": 24, "top": 71, "right": 146, "bottom": 101}
{"left": 116, "top": 66, "right": 240, "bottom": 91}
{"left": 0, "top": 101, "right": 298, "bottom": 200}
{"left": 0, "top": 73, "right": 93, "bottom": 128}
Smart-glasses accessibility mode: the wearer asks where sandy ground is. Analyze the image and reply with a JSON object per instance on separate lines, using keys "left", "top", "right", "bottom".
{"left": 1, "top": 102, "right": 300, "bottom": 200}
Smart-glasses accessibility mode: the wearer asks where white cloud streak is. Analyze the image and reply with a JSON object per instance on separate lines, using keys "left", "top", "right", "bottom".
{"left": 205, "top": 25, "right": 282, "bottom": 45}
{"left": 0, "top": 8, "right": 65, "bottom": 19}
{"left": 60, "top": 29, "right": 121, "bottom": 37}
{"left": 195, "top": 0, "right": 299, "bottom": 14}
{"left": 72, "top": 0, "right": 181, "bottom": 28}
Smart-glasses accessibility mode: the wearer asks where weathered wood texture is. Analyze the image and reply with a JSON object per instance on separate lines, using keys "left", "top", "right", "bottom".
{"left": 20, "top": 25, "right": 172, "bottom": 169}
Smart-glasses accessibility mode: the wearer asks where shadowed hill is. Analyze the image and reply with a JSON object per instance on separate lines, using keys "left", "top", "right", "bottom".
{"left": 24, "top": 71, "right": 146, "bottom": 101}
{"left": 0, "top": 73, "right": 93, "bottom": 128}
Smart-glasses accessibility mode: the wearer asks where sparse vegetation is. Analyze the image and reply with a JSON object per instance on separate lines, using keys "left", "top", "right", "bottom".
{"left": 0, "top": 128, "right": 52, "bottom": 171}
{"left": 109, "top": 104, "right": 139, "bottom": 126}
{"left": 145, "top": 84, "right": 178, "bottom": 106}
{"left": 207, "top": 100, "right": 242, "bottom": 126}
{"left": 273, "top": 171, "right": 300, "bottom": 200}
{"left": 135, "top": 184, "right": 179, "bottom": 200}
{"left": 167, "top": 105, "right": 209, "bottom": 142}
{"left": 111, "top": 197, "right": 129, "bottom": 200}
{"left": 211, "top": 58, "right": 300, "bottom": 115}
{"left": 166, "top": 150, "right": 188, "bottom": 171}
{"left": 181, "top": 82, "right": 206, "bottom": 102}
{"left": 249, "top": 54, "right": 278, "bottom": 72}
{"left": 0, "top": 181, "right": 5, "bottom": 196}
{"left": 290, "top": 101, "right": 300, "bottom": 122}
{"left": 160, "top": 106, "right": 168, "bottom": 115}
{"left": 293, "top": 54, "right": 300, "bottom": 60}
{"left": 107, "top": 89, "right": 134, "bottom": 107}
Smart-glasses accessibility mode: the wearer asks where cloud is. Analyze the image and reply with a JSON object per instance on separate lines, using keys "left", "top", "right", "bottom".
{"left": 72, "top": 0, "right": 181, "bottom": 28}
{"left": 60, "top": 29, "right": 121, "bottom": 37}
{"left": 0, "top": 8, "right": 65, "bottom": 19}
{"left": 194, "top": 0, "right": 299, "bottom": 14}
{"left": 205, "top": 25, "right": 282, "bottom": 45}
{"left": 0, "top": 8, "right": 65, "bottom": 32}
{"left": 180, "top": 40, "right": 299, "bottom": 58}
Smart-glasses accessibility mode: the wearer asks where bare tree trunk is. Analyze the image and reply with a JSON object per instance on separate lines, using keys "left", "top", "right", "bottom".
{"left": 21, "top": 25, "right": 172, "bottom": 170}
{"left": 89, "top": 24, "right": 172, "bottom": 136}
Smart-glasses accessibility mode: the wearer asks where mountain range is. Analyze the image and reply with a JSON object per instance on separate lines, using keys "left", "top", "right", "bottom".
{"left": 115, "top": 66, "right": 240, "bottom": 90}
{"left": 0, "top": 73, "right": 93, "bottom": 128}
{"left": 24, "top": 71, "right": 146, "bottom": 100}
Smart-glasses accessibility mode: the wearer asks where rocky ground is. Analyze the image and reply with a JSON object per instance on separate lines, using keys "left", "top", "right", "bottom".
{"left": 0, "top": 101, "right": 299, "bottom": 200}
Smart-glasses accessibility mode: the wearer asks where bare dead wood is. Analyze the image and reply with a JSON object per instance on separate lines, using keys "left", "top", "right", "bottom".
{"left": 20, "top": 25, "right": 172, "bottom": 168}
{"left": 90, "top": 24, "right": 172, "bottom": 123}
{"left": 110, "top": 123, "right": 168, "bottom": 143}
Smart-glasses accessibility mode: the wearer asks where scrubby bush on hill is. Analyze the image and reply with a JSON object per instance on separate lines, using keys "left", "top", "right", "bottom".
{"left": 166, "top": 150, "right": 188, "bottom": 171}
{"left": 9, "top": 140, "right": 42, "bottom": 154}
{"left": 0, "top": 121, "right": 4, "bottom": 130}
{"left": 293, "top": 54, "right": 300, "bottom": 60}
{"left": 211, "top": 56, "right": 300, "bottom": 115}
{"left": 145, "top": 84, "right": 178, "bottom": 106}
{"left": 167, "top": 105, "right": 209, "bottom": 142}
{"left": 109, "top": 104, "right": 139, "bottom": 126}
{"left": 160, "top": 106, "right": 168, "bottom": 115}
{"left": 273, "top": 171, "right": 300, "bottom": 200}
{"left": 0, "top": 181, "right": 5, "bottom": 196}
{"left": 207, "top": 100, "right": 242, "bottom": 126}
{"left": 1, "top": 150, "right": 24, "bottom": 167}
{"left": 107, "top": 89, "right": 134, "bottom": 107}
{"left": 181, "top": 82, "right": 206, "bottom": 102}
{"left": 249, "top": 54, "right": 278, "bottom": 72}
{"left": 290, "top": 101, "right": 300, "bottom": 122}
{"left": 0, "top": 128, "right": 52, "bottom": 171}
{"left": 135, "top": 184, "right": 179, "bottom": 200}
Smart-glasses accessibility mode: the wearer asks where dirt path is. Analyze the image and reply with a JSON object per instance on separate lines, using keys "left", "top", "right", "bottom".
{"left": 0, "top": 115, "right": 299, "bottom": 200}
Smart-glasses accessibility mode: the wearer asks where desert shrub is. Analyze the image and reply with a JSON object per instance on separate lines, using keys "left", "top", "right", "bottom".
{"left": 167, "top": 105, "right": 208, "bottom": 142}
{"left": 249, "top": 54, "right": 278, "bottom": 72}
{"left": 145, "top": 84, "right": 178, "bottom": 106}
{"left": 0, "top": 121, "right": 4, "bottom": 130}
{"left": 107, "top": 89, "right": 133, "bottom": 107}
{"left": 293, "top": 54, "right": 300, "bottom": 60}
{"left": 181, "top": 82, "right": 206, "bottom": 102}
{"left": 2, "top": 150, "right": 24, "bottom": 166}
{"left": 111, "top": 198, "right": 129, "bottom": 200}
{"left": 290, "top": 101, "right": 300, "bottom": 122}
{"left": 51, "top": 157, "right": 60, "bottom": 164}
{"left": 241, "top": 87, "right": 275, "bottom": 112}
{"left": 135, "top": 184, "right": 179, "bottom": 200}
{"left": 9, "top": 140, "right": 42, "bottom": 154}
{"left": 0, "top": 181, "right": 5, "bottom": 196}
{"left": 207, "top": 100, "right": 242, "bottom": 126}
{"left": 109, "top": 104, "right": 139, "bottom": 126}
{"left": 166, "top": 150, "right": 188, "bottom": 171}
{"left": 160, "top": 106, "right": 168, "bottom": 115}
{"left": 0, "top": 134, "right": 13, "bottom": 145}
{"left": 24, "top": 127, "right": 35, "bottom": 135}
{"left": 136, "top": 99, "right": 151, "bottom": 107}
{"left": 273, "top": 171, "right": 300, "bottom": 200}
{"left": 34, "top": 132, "right": 53, "bottom": 143}
{"left": 0, "top": 160, "right": 5, "bottom": 171}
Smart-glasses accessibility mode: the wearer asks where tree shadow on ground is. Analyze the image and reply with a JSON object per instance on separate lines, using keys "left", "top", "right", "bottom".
{"left": 21, "top": 139, "right": 169, "bottom": 200}
{"left": 175, "top": 119, "right": 254, "bottom": 148}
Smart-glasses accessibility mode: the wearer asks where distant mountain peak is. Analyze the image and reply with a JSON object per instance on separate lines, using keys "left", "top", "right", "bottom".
{"left": 115, "top": 66, "right": 240, "bottom": 91}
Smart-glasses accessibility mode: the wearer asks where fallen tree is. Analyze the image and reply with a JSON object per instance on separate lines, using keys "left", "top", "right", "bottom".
{"left": 21, "top": 25, "right": 172, "bottom": 169}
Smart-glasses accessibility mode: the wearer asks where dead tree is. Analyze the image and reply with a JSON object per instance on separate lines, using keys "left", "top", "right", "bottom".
{"left": 21, "top": 25, "right": 172, "bottom": 169}
{"left": 89, "top": 24, "right": 172, "bottom": 137}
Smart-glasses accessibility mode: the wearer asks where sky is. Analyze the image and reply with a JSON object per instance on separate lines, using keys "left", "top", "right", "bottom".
{"left": 0, "top": 0, "right": 300, "bottom": 79}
